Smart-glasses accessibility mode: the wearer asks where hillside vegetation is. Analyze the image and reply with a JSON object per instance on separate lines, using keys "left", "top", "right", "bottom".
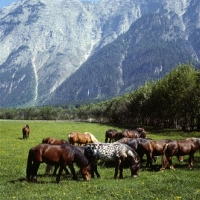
{"left": 0, "top": 64, "right": 199, "bottom": 131}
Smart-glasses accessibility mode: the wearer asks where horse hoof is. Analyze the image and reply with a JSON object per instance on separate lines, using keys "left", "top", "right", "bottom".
{"left": 132, "top": 175, "right": 137, "bottom": 178}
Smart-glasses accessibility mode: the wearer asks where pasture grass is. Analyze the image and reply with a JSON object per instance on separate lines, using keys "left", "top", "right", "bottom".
{"left": 0, "top": 120, "right": 200, "bottom": 200}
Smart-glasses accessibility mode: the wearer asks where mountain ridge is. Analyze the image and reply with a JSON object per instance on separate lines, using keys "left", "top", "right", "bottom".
{"left": 0, "top": 0, "right": 199, "bottom": 107}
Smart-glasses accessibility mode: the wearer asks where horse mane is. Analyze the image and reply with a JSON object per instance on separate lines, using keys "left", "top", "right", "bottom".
{"left": 84, "top": 132, "right": 98, "bottom": 143}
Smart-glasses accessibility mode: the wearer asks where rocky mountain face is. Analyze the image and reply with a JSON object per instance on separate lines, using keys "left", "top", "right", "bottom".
{"left": 0, "top": 0, "right": 199, "bottom": 107}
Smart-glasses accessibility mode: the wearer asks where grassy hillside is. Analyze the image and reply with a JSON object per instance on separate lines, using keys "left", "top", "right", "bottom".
{"left": 0, "top": 120, "right": 200, "bottom": 199}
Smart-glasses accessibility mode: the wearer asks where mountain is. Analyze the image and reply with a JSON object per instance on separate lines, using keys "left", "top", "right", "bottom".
{"left": 0, "top": 0, "right": 199, "bottom": 107}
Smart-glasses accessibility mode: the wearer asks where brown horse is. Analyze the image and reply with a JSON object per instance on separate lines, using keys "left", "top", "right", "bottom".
{"left": 42, "top": 137, "right": 68, "bottom": 145}
{"left": 26, "top": 143, "right": 91, "bottom": 183}
{"left": 42, "top": 137, "right": 70, "bottom": 175}
{"left": 141, "top": 139, "right": 183, "bottom": 169}
{"left": 161, "top": 138, "right": 200, "bottom": 170}
{"left": 68, "top": 132, "right": 94, "bottom": 146}
{"left": 117, "top": 138, "right": 157, "bottom": 166}
{"left": 115, "top": 128, "right": 147, "bottom": 141}
{"left": 22, "top": 125, "right": 30, "bottom": 139}
{"left": 105, "top": 129, "right": 118, "bottom": 143}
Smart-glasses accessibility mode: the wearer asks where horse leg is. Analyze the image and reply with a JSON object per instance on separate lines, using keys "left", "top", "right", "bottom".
{"left": 68, "top": 164, "right": 78, "bottom": 180}
{"left": 146, "top": 153, "right": 153, "bottom": 169}
{"left": 31, "top": 162, "right": 40, "bottom": 182}
{"left": 105, "top": 137, "right": 108, "bottom": 143}
{"left": 119, "top": 161, "right": 124, "bottom": 179}
{"left": 168, "top": 157, "right": 175, "bottom": 170}
{"left": 56, "top": 165, "right": 64, "bottom": 183}
{"left": 52, "top": 165, "right": 59, "bottom": 176}
{"left": 188, "top": 154, "right": 194, "bottom": 169}
{"left": 91, "top": 161, "right": 101, "bottom": 178}
{"left": 64, "top": 166, "right": 70, "bottom": 175}
{"left": 114, "top": 158, "right": 121, "bottom": 179}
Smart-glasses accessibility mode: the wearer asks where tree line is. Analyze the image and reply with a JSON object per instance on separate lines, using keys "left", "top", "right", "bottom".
{"left": 0, "top": 64, "right": 199, "bottom": 131}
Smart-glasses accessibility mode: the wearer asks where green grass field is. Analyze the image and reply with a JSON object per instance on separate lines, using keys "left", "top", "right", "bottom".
{"left": 0, "top": 120, "right": 200, "bottom": 200}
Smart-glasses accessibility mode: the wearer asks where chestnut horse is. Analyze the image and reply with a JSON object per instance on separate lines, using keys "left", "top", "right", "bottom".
{"left": 141, "top": 139, "right": 183, "bottom": 169}
{"left": 22, "top": 125, "right": 30, "bottom": 139}
{"left": 26, "top": 143, "right": 91, "bottom": 183}
{"left": 41, "top": 137, "right": 70, "bottom": 175}
{"left": 42, "top": 137, "right": 68, "bottom": 145}
{"left": 161, "top": 138, "right": 200, "bottom": 170}
{"left": 105, "top": 129, "right": 118, "bottom": 143}
{"left": 68, "top": 132, "right": 97, "bottom": 146}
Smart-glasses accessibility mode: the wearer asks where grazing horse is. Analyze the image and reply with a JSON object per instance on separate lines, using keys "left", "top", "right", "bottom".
{"left": 22, "top": 125, "right": 30, "bottom": 139}
{"left": 117, "top": 138, "right": 157, "bottom": 166}
{"left": 84, "top": 142, "right": 140, "bottom": 179}
{"left": 115, "top": 128, "right": 147, "bottom": 141}
{"left": 26, "top": 143, "right": 91, "bottom": 183}
{"left": 105, "top": 129, "right": 118, "bottom": 143}
{"left": 161, "top": 138, "right": 200, "bottom": 170}
{"left": 68, "top": 132, "right": 95, "bottom": 146}
{"left": 141, "top": 139, "right": 183, "bottom": 169}
{"left": 41, "top": 137, "right": 70, "bottom": 175}
{"left": 42, "top": 137, "right": 68, "bottom": 145}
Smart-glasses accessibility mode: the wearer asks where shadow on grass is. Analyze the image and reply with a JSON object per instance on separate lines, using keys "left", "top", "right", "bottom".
{"left": 8, "top": 173, "right": 74, "bottom": 184}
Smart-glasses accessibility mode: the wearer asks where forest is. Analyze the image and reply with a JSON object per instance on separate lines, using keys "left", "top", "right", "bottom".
{"left": 0, "top": 63, "right": 199, "bottom": 131}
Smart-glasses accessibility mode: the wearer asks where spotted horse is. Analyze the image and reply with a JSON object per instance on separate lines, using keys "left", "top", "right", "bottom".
{"left": 84, "top": 142, "right": 140, "bottom": 179}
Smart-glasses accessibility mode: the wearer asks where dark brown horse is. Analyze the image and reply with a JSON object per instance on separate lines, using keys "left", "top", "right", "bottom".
{"left": 117, "top": 138, "right": 157, "bottom": 166}
{"left": 161, "top": 138, "right": 200, "bottom": 170}
{"left": 68, "top": 132, "right": 94, "bottom": 146}
{"left": 115, "top": 128, "right": 147, "bottom": 141}
{"left": 42, "top": 137, "right": 70, "bottom": 175}
{"left": 105, "top": 129, "right": 118, "bottom": 143}
{"left": 22, "top": 125, "right": 30, "bottom": 139}
{"left": 26, "top": 143, "right": 91, "bottom": 183}
{"left": 42, "top": 138, "right": 100, "bottom": 178}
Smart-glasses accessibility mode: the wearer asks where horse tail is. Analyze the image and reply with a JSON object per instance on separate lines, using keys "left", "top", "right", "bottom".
{"left": 162, "top": 143, "right": 169, "bottom": 168}
{"left": 26, "top": 149, "right": 33, "bottom": 180}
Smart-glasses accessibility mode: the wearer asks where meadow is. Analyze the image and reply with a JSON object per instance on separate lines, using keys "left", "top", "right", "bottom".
{"left": 0, "top": 120, "right": 200, "bottom": 200}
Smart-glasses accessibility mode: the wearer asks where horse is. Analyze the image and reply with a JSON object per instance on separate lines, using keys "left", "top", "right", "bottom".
{"left": 41, "top": 139, "right": 100, "bottom": 179}
{"left": 42, "top": 137, "right": 68, "bottom": 145}
{"left": 105, "top": 129, "right": 118, "bottom": 143}
{"left": 26, "top": 143, "right": 91, "bottom": 183}
{"left": 115, "top": 128, "right": 147, "bottom": 141}
{"left": 41, "top": 137, "right": 70, "bottom": 175}
{"left": 68, "top": 132, "right": 94, "bottom": 146}
{"left": 117, "top": 137, "right": 157, "bottom": 166}
{"left": 22, "top": 125, "right": 30, "bottom": 139}
{"left": 161, "top": 138, "right": 200, "bottom": 170}
{"left": 84, "top": 142, "right": 140, "bottom": 179}
{"left": 141, "top": 139, "right": 183, "bottom": 169}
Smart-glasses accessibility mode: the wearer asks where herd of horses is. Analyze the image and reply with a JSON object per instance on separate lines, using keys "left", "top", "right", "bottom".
{"left": 23, "top": 125, "right": 200, "bottom": 183}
